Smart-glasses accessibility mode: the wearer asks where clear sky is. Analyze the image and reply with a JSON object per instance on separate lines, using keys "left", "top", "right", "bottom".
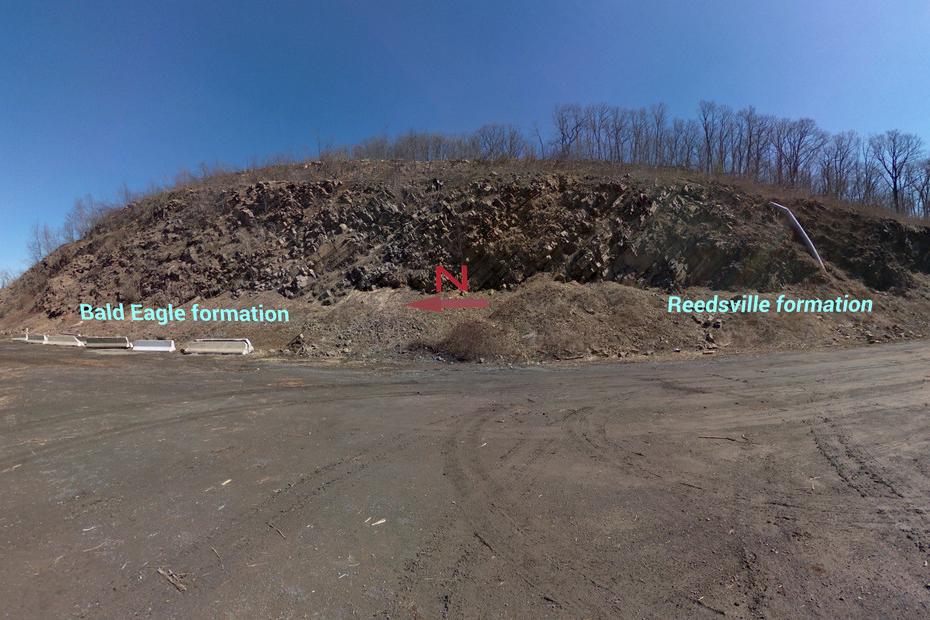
{"left": 2, "top": 0, "right": 929, "bottom": 272}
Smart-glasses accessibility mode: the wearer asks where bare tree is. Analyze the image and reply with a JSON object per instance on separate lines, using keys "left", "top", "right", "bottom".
{"left": 63, "top": 195, "right": 95, "bottom": 241}
{"left": 584, "top": 104, "right": 611, "bottom": 160}
{"left": 607, "top": 107, "right": 629, "bottom": 163}
{"left": 714, "top": 105, "right": 736, "bottom": 175}
{"left": 650, "top": 103, "right": 668, "bottom": 165}
{"left": 334, "top": 101, "right": 930, "bottom": 220}
{"left": 0, "top": 268, "right": 20, "bottom": 289}
{"left": 389, "top": 131, "right": 471, "bottom": 161}
{"left": 850, "top": 142, "right": 883, "bottom": 205}
{"left": 532, "top": 123, "right": 547, "bottom": 159}
{"left": 473, "top": 124, "right": 528, "bottom": 160}
{"left": 351, "top": 136, "right": 391, "bottom": 159}
{"left": 552, "top": 104, "right": 586, "bottom": 159}
{"left": 819, "top": 131, "right": 860, "bottom": 198}
{"left": 27, "top": 223, "right": 62, "bottom": 263}
{"left": 667, "top": 118, "right": 687, "bottom": 167}
{"left": 911, "top": 159, "right": 930, "bottom": 218}
{"left": 770, "top": 118, "right": 826, "bottom": 189}
{"left": 629, "top": 108, "right": 649, "bottom": 165}
{"left": 698, "top": 101, "right": 718, "bottom": 174}
{"left": 870, "top": 130, "right": 924, "bottom": 212}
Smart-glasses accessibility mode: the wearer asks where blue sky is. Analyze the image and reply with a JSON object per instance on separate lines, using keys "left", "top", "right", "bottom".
{"left": 2, "top": 0, "right": 929, "bottom": 272}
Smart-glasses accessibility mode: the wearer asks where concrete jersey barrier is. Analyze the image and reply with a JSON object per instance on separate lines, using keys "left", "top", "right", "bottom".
{"left": 24, "top": 334, "right": 48, "bottom": 344}
{"left": 82, "top": 336, "right": 132, "bottom": 349}
{"left": 182, "top": 339, "right": 252, "bottom": 355}
{"left": 46, "top": 335, "right": 85, "bottom": 347}
{"left": 195, "top": 338, "right": 254, "bottom": 354}
{"left": 132, "top": 339, "right": 176, "bottom": 352}
{"left": 11, "top": 335, "right": 28, "bottom": 342}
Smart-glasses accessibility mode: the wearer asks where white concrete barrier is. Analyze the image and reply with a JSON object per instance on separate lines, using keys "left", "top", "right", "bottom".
{"left": 195, "top": 338, "right": 254, "bottom": 354}
{"left": 11, "top": 335, "right": 28, "bottom": 342}
{"left": 46, "top": 335, "right": 85, "bottom": 347}
{"left": 82, "top": 336, "right": 132, "bottom": 349}
{"left": 132, "top": 339, "right": 176, "bottom": 353}
{"left": 182, "top": 339, "right": 252, "bottom": 355}
{"left": 24, "top": 334, "right": 47, "bottom": 344}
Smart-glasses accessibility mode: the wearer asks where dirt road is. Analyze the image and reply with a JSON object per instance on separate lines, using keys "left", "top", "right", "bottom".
{"left": 1, "top": 342, "right": 929, "bottom": 618}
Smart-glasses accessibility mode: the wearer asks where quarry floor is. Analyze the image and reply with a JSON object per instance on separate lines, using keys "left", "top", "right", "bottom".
{"left": 1, "top": 341, "right": 929, "bottom": 618}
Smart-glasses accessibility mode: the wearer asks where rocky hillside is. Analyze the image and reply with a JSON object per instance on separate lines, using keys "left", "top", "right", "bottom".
{"left": 3, "top": 160, "right": 930, "bottom": 361}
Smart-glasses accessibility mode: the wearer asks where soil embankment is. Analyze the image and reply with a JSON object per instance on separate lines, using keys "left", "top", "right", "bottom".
{"left": 3, "top": 160, "right": 930, "bottom": 361}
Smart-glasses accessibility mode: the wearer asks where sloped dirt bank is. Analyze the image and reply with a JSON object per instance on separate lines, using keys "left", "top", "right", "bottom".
{"left": 3, "top": 161, "right": 930, "bottom": 362}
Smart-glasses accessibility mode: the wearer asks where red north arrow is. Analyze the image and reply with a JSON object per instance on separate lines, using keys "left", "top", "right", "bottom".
{"left": 406, "top": 296, "right": 489, "bottom": 313}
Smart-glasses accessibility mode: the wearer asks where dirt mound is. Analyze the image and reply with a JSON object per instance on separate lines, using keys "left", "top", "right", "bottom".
{"left": 3, "top": 160, "right": 930, "bottom": 361}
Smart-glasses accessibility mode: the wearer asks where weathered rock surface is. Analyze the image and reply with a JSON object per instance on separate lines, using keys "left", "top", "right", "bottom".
{"left": 3, "top": 160, "right": 930, "bottom": 363}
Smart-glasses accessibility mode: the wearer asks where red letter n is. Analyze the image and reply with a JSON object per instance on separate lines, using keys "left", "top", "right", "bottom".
{"left": 435, "top": 264, "right": 468, "bottom": 293}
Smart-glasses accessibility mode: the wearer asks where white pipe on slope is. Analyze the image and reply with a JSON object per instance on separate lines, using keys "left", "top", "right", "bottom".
{"left": 769, "top": 202, "right": 826, "bottom": 270}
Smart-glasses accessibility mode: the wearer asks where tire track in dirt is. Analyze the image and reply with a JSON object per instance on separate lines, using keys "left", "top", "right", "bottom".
{"left": 559, "top": 403, "right": 668, "bottom": 483}
{"left": 810, "top": 417, "right": 930, "bottom": 557}
{"left": 0, "top": 398, "right": 306, "bottom": 471}
{"left": 4, "top": 383, "right": 454, "bottom": 435}
{"left": 110, "top": 408, "right": 471, "bottom": 617}
{"left": 811, "top": 424, "right": 903, "bottom": 500}
{"left": 410, "top": 406, "right": 548, "bottom": 618}
{"left": 738, "top": 545, "right": 766, "bottom": 619}
{"left": 0, "top": 387, "right": 459, "bottom": 470}
{"left": 377, "top": 510, "right": 464, "bottom": 619}
{"left": 431, "top": 403, "right": 625, "bottom": 617}
{"left": 572, "top": 386, "right": 766, "bottom": 616}
{"left": 381, "top": 403, "right": 564, "bottom": 617}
